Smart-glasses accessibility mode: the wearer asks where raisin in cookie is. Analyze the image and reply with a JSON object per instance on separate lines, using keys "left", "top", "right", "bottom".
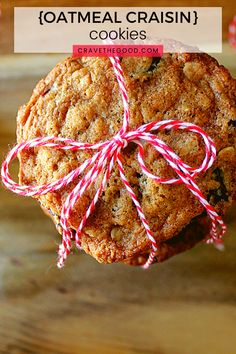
{"left": 17, "top": 54, "right": 236, "bottom": 264}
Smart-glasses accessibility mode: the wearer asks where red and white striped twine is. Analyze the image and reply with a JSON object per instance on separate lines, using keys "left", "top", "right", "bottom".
{"left": 1, "top": 56, "right": 227, "bottom": 269}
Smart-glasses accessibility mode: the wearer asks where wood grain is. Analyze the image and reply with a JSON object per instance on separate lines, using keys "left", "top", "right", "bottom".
{"left": 0, "top": 49, "right": 236, "bottom": 353}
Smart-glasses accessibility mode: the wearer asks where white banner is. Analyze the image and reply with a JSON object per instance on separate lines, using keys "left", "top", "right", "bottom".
{"left": 14, "top": 7, "right": 222, "bottom": 53}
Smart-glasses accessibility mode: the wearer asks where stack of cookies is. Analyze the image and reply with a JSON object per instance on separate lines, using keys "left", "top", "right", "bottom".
{"left": 16, "top": 54, "right": 236, "bottom": 265}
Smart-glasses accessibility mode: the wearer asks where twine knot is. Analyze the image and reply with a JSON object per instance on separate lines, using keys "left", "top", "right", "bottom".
{"left": 113, "top": 133, "right": 128, "bottom": 149}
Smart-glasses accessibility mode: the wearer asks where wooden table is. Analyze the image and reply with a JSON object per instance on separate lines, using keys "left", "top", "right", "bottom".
{"left": 0, "top": 47, "right": 235, "bottom": 354}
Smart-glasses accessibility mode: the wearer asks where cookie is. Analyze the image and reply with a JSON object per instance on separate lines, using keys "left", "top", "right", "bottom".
{"left": 124, "top": 214, "right": 210, "bottom": 266}
{"left": 16, "top": 54, "right": 236, "bottom": 264}
{"left": 42, "top": 201, "right": 209, "bottom": 266}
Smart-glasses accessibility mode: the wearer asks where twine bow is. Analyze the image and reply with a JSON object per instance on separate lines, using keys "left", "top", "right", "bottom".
{"left": 1, "top": 56, "right": 226, "bottom": 268}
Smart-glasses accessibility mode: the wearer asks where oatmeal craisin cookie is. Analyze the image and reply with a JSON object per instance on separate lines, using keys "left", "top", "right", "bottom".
{"left": 17, "top": 54, "right": 236, "bottom": 264}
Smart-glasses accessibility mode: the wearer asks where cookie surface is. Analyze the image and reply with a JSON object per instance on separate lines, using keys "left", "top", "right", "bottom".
{"left": 17, "top": 54, "right": 236, "bottom": 263}
{"left": 124, "top": 214, "right": 210, "bottom": 266}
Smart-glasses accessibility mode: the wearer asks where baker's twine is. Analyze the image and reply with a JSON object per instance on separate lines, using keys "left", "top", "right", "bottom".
{"left": 1, "top": 56, "right": 226, "bottom": 268}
